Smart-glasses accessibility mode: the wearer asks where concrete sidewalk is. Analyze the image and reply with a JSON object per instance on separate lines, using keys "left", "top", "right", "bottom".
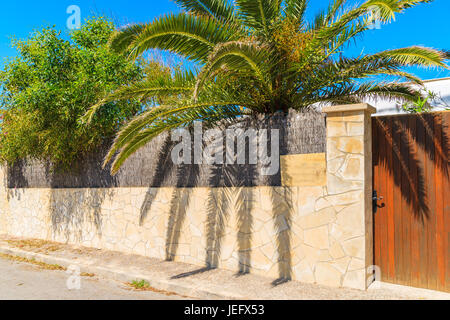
{"left": 0, "top": 257, "right": 187, "bottom": 300}
{"left": 0, "top": 235, "right": 448, "bottom": 300}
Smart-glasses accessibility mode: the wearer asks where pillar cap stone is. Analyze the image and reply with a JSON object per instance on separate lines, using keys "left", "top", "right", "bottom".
{"left": 322, "top": 103, "right": 376, "bottom": 114}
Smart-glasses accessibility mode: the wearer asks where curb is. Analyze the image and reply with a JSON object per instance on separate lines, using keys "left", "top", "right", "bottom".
{"left": 0, "top": 245, "right": 245, "bottom": 300}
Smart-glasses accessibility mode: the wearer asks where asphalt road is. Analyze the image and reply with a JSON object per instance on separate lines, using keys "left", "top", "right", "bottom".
{"left": 0, "top": 257, "right": 186, "bottom": 300}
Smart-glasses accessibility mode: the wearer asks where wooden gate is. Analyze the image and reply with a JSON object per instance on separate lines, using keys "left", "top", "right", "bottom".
{"left": 372, "top": 111, "right": 449, "bottom": 292}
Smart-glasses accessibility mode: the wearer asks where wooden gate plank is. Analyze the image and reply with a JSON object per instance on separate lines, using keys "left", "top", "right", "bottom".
{"left": 392, "top": 117, "right": 404, "bottom": 286}
{"left": 386, "top": 119, "right": 395, "bottom": 281}
{"left": 373, "top": 112, "right": 449, "bottom": 292}
{"left": 443, "top": 112, "right": 450, "bottom": 292}
{"left": 378, "top": 117, "right": 389, "bottom": 281}
{"left": 400, "top": 116, "right": 412, "bottom": 287}
{"left": 408, "top": 115, "right": 420, "bottom": 289}
{"left": 416, "top": 115, "right": 429, "bottom": 290}
{"left": 381, "top": 118, "right": 390, "bottom": 282}
{"left": 426, "top": 114, "right": 438, "bottom": 291}
{"left": 434, "top": 113, "right": 446, "bottom": 291}
{"left": 383, "top": 117, "right": 392, "bottom": 282}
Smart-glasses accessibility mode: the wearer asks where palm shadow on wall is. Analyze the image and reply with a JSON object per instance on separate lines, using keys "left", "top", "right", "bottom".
{"left": 6, "top": 149, "right": 116, "bottom": 242}
{"left": 373, "top": 112, "right": 449, "bottom": 223}
{"left": 49, "top": 187, "right": 111, "bottom": 243}
{"left": 143, "top": 112, "right": 325, "bottom": 283}
{"left": 205, "top": 158, "right": 257, "bottom": 274}
{"left": 140, "top": 120, "right": 258, "bottom": 277}
{"left": 47, "top": 159, "right": 114, "bottom": 242}
{"left": 267, "top": 117, "right": 294, "bottom": 286}
{"left": 173, "top": 113, "right": 309, "bottom": 282}
{"left": 134, "top": 132, "right": 198, "bottom": 261}
{"left": 138, "top": 134, "right": 175, "bottom": 226}
{"left": 165, "top": 162, "right": 200, "bottom": 261}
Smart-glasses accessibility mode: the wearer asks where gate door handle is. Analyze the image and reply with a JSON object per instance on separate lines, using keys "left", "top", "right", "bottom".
{"left": 373, "top": 190, "right": 384, "bottom": 214}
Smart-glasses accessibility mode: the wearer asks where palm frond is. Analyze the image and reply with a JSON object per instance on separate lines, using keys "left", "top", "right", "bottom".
{"left": 173, "top": 0, "right": 237, "bottom": 22}
{"left": 351, "top": 81, "right": 423, "bottom": 102}
{"left": 304, "top": 81, "right": 422, "bottom": 107}
{"left": 294, "top": 54, "right": 427, "bottom": 102}
{"left": 312, "top": 0, "right": 347, "bottom": 30}
{"left": 380, "top": 70, "right": 424, "bottom": 85}
{"left": 109, "top": 24, "right": 147, "bottom": 54}
{"left": 119, "top": 13, "right": 242, "bottom": 62}
{"left": 109, "top": 103, "right": 246, "bottom": 174}
{"left": 194, "top": 41, "right": 273, "bottom": 98}
{"left": 311, "top": 0, "right": 430, "bottom": 50}
{"left": 103, "top": 105, "right": 176, "bottom": 166}
{"left": 284, "top": 0, "right": 307, "bottom": 25}
{"left": 325, "top": 19, "right": 369, "bottom": 57}
{"left": 372, "top": 46, "right": 449, "bottom": 69}
{"left": 83, "top": 70, "right": 196, "bottom": 124}
{"left": 444, "top": 50, "right": 450, "bottom": 59}
{"left": 235, "top": 0, "right": 281, "bottom": 33}
{"left": 360, "top": 0, "right": 434, "bottom": 22}
{"left": 397, "top": 0, "right": 434, "bottom": 10}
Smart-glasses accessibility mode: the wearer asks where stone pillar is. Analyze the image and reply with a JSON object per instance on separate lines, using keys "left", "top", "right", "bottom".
{"left": 323, "top": 103, "right": 376, "bottom": 290}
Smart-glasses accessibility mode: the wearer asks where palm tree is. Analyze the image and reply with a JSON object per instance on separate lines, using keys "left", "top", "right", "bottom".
{"left": 86, "top": 0, "right": 449, "bottom": 174}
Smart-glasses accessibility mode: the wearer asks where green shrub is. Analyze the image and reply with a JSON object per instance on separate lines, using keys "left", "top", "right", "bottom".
{"left": 0, "top": 17, "right": 145, "bottom": 170}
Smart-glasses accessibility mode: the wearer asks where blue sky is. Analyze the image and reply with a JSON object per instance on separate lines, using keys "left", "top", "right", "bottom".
{"left": 0, "top": 0, "right": 449, "bottom": 80}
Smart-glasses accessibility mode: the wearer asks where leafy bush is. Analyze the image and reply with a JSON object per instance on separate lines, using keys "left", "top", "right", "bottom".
{"left": 402, "top": 91, "right": 434, "bottom": 113}
{"left": 0, "top": 18, "right": 145, "bottom": 170}
{"left": 402, "top": 90, "right": 450, "bottom": 113}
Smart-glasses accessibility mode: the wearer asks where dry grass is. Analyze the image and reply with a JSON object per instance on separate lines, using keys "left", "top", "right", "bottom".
{"left": 0, "top": 253, "right": 66, "bottom": 271}
{"left": 126, "top": 279, "right": 188, "bottom": 297}
{"left": 6, "top": 239, "right": 62, "bottom": 253}
{"left": 0, "top": 252, "right": 95, "bottom": 277}
{"left": 80, "top": 272, "right": 95, "bottom": 277}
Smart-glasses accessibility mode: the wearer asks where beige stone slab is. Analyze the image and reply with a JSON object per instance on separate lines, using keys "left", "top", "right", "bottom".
{"left": 327, "top": 121, "right": 347, "bottom": 137}
{"left": 281, "top": 153, "right": 326, "bottom": 187}
{"left": 315, "top": 263, "right": 343, "bottom": 287}
{"left": 304, "top": 225, "right": 329, "bottom": 249}
{"left": 298, "top": 207, "right": 336, "bottom": 230}
{"left": 322, "top": 103, "right": 376, "bottom": 114}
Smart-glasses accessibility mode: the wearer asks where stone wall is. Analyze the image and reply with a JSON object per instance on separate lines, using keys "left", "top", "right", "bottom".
{"left": 0, "top": 104, "right": 375, "bottom": 290}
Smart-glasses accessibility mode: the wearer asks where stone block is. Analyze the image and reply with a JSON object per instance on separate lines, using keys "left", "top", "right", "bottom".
{"left": 342, "top": 269, "right": 367, "bottom": 290}
{"left": 336, "top": 203, "right": 365, "bottom": 235}
{"left": 347, "top": 122, "right": 364, "bottom": 136}
{"left": 293, "top": 260, "right": 315, "bottom": 283}
{"left": 329, "top": 239, "right": 346, "bottom": 260}
{"left": 327, "top": 156, "right": 346, "bottom": 174}
{"left": 327, "top": 121, "right": 347, "bottom": 137}
{"left": 327, "top": 174, "right": 364, "bottom": 194}
{"left": 304, "top": 225, "right": 329, "bottom": 249}
{"left": 339, "top": 156, "right": 364, "bottom": 180}
{"left": 325, "top": 190, "right": 363, "bottom": 207}
{"left": 281, "top": 153, "right": 326, "bottom": 187}
{"left": 298, "top": 207, "right": 336, "bottom": 229}
{"left": 315, "top": 263, "right": 342, "bottom": 287}
{"left": 334, "top": 137, "right": 364, "bottom": 154}
{"left": 342, "top": 237, "right": 365, "bottom": 259}
{"left": 297, "top": 186, "right": 324, "bottom": 215}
